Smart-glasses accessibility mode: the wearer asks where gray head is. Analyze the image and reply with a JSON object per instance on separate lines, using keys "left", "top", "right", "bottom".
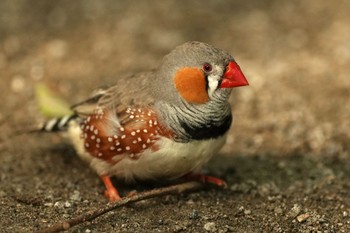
{"left": 151, "top": 41, "right": 248, "bottom": 106}
{"left": 149, "top": 41, "right": 248, "bottom": 141}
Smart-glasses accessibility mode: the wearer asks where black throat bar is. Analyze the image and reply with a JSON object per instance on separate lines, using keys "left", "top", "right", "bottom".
{"left": 180, "top": 114, "right": 232, "bottom": 141}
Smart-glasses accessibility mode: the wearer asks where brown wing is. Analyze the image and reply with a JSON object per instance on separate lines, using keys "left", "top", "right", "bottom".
{"left": 72, "top": 71, "right": 156, "bottom": 118}
{"left": 73, "top": 71, "right": 174, "bottom": 163}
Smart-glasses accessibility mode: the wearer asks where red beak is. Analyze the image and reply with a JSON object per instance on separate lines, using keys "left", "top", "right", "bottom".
{"left": 219, "top": 61, "right": 249, "bottom": 88}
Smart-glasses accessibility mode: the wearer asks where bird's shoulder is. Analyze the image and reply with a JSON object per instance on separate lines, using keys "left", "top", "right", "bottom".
{"left": 72, "top": 71, "right": 156, "bottom": 117}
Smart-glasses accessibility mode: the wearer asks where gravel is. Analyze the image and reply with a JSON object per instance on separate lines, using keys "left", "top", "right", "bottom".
{"left": 1, "top": 0, "right": 350, "bottom": 232}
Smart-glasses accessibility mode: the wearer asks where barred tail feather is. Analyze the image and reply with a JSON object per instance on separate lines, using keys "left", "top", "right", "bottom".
{"left": 40, "top": 114, "right": 78, "bottom": 132}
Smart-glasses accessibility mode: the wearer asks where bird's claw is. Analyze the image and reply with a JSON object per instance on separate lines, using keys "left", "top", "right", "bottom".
{"left": 185, "top": 173, "right": 227, "bottom": 188}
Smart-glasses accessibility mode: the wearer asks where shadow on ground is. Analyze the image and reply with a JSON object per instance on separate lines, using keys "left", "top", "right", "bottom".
{"left": 1, "top": 0, "right": 350, "bottom": 232}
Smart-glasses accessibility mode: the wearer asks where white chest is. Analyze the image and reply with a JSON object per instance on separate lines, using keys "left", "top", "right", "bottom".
{"left": 68, "top": 121, "right": 226, "bottom": 182}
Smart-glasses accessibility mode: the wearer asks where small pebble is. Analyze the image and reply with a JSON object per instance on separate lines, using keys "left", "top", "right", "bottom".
{"left": 44, "top": 202, "right": 53, "bottom": 207}
{"left": 203, "top": 222, "right": 217, "bottom": 232}
{"left": 54, "top": 201, "right": 64, "bottom": 209}
{"left": 288, "top": 204, "right": 301, "bottom": 218}
{"left": 70, "top": 190, "right": 82, "bottom": 202}
{"left": 64, "top": 201, "right": 72, "bottom": 208}
{"left": 296, "top": 213, "right": 310, "bottom": 223}
{"left": 186, "top": 199, "right": 195, "bottom": 205}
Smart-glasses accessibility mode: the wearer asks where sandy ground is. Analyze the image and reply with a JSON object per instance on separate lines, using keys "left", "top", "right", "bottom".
{"left": 1, "top": 0, "right": 350, "bottom": 232}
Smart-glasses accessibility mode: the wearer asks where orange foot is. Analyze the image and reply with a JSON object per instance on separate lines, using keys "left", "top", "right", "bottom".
{"left": 101, "top": 175, "right": 122, "bottom": 202}
{"left": 185, "top": 173, "right": 227, "bottom": 188}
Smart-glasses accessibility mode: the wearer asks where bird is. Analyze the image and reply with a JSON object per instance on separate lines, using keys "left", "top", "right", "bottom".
{"left": 40, "top": 41, "right": 249, "bottom": 201}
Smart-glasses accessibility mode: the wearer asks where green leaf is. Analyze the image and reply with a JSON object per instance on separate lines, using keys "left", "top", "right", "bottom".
{"left": 35, "top": 83, "right": 72, "bottom": 117}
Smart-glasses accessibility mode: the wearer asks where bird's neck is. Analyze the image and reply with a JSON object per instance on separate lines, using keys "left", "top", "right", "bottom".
{"left": 156, "top": 97, "right": 233, "bottom": 142}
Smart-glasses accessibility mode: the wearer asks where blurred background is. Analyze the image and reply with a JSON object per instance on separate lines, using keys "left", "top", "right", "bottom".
{"left": 1, "top": 1, "right": 350, "bottom": 232}
{"left": 1, "top": 0, "right": 349, "bottom": 158}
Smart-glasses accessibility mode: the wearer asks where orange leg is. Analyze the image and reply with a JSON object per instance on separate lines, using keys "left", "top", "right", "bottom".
{"left": 100, "top": 175, "right": 122, "bottom": 202}
{"left": 185, "top": 173, "right": 227, "bottom": 188}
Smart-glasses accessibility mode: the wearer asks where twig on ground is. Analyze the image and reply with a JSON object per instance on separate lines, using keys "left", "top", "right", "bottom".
{"left": 33, "top": 181, "right": 204, "bottom": 233}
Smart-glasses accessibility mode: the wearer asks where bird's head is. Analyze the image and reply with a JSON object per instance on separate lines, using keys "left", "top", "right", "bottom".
{"left": 153, "top": 41, "right": 248, "bottom": 105}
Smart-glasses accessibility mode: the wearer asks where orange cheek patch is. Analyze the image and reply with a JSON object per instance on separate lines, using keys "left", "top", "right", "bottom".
{"left": 174, "top": 67, "right": 209, "bottom": 104}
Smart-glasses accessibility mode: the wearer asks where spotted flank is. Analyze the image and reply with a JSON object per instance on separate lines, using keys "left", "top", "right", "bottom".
{"left": 41, "top": 115, "right": 78, "bottom": 132}
{"left": 81, "top": 107, "right": 174, "bottom": 163}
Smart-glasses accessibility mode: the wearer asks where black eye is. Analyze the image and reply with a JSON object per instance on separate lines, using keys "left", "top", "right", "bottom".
{"left": 203, "top": 63, "right": 212, "bottom": 72}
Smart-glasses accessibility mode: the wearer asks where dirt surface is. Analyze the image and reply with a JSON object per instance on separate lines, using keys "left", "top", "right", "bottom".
{"left": 1, "top": 1, "right": 350, "bottom": 232}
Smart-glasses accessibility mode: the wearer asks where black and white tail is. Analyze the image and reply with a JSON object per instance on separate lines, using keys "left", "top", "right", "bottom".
{"left": 39, "top": 114, "right": 78, "bottom": 132}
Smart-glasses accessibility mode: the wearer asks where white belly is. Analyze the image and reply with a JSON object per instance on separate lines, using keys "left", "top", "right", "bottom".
{"left": 68, "top": 121, "right": 226, "bottom": 182}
